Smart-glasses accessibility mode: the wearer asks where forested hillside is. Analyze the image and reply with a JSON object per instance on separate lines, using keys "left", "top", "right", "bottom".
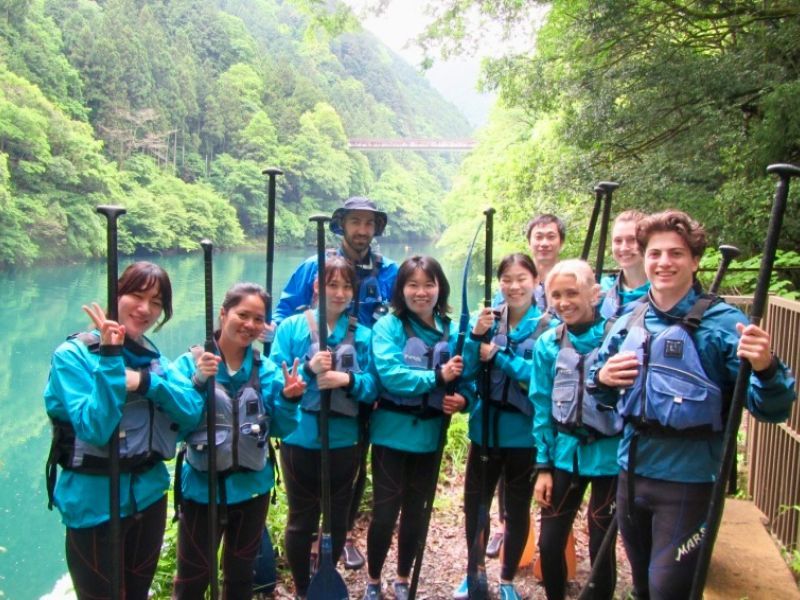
{"left": 0, "top": 0, "right": 471, "bottom": 266}
{"left": 425, "top": 0, "right": 800, "bottom": 291}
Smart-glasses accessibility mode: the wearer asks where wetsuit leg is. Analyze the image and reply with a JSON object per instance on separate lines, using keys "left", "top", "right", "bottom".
{"left": 173, "top": 499, "right": 224, "bottom": 599}
{"left": 281, "top": 443, "right": 359, "bottom": 596}
{"left": 616, "top": 470, "right": 652, "bottom": 599}
{"left": 367, "top": 445, "right": 406, "bottom": 580}
{"left": 66, "top": 495, "right": 167, "bottom": 600}
{"left": 618, "top": 470, "right": 712, "bottom": 600}
{"left": 347, "top": 404, "right": 372, "bottom": 530}
{"left": 395, "top": 448, "right": 439, "bottom": 578}
{"left": 538, "top": 469, "right": 588, "bottom": 600}
{"left": 585, "top": 476, "right": 618, "bottom": 600}
{"left": 220, "top": 494, "right": 270, "bottom": 600}
{"left": 498, "top": 448, "right": 536, "bottom": 582}
{"left": 463, "top": 443, "right": 504, "bottom": 570}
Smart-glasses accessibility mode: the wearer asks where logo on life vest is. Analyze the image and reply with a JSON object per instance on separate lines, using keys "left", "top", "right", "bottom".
{"left": 675, "top": 523, "right": 706, "bottom": 562}
{"left": 664, "top": 339, "right": 684, "bottom": 359}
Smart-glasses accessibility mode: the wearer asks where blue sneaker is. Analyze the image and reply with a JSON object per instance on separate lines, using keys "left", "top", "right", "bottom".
{"left": 453, "top": 576, "right": 469, "bottom": 599}
{"left": 393, "top": 581, "right": 409, "bottom": 600}
{"left": 363, "top": 582, "right": 383, "bottom": 600}
{"left": 499, "top": 583, "right": 521, "bottom": 600}
{"left": 467, "top": 571, "right": 489, "bottom": 600}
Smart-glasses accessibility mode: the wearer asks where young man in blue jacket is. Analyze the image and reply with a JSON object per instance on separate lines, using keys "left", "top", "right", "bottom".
{"left": 588, "top": 209, "right": 796, "bottom": 599}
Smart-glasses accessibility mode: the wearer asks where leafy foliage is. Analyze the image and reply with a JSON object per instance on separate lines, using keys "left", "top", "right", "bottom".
{"left": 0, "top": 0, "right": 472, "bottom": 267}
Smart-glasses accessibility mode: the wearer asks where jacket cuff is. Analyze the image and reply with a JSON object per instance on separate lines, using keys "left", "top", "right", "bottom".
{"left": 346, "top": 372, "right": 356, "bottom": 391}
{"left": 754, "top": 355, "right": 779, "bottom": 381}
{"left": 100, "top": 344, "right": 123, "bottom": 357}
{"left": 303, "top": 360, "right": 316, "bottom": 380}
{"left": 136, "top": 368, "right": 151, "bottom": 395}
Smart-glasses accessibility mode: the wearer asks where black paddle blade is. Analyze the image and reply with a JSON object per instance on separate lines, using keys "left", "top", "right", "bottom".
{"left": 307, "top": 534, "right": 348, "bottom": 600}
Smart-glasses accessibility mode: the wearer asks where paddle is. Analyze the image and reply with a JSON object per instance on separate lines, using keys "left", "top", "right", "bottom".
{"left": 96, "top": 205, "right": 125, "bottom": 600}
{"left": 201, "top": 239, "right": 220, "bottom": 600}
{"left": 466, "top": 207, "right": 495, "bottom": 600}
{"left": 407, "top": 218, "right": 485, "bottom": 600}
{"left": 581, "top": 186, "right": 603, "bottom": 261}
{"left": 594, "top": 181, "right": 619, "bottom": 283}
{"left": 307, "top": 215, "right": 349, "bottom": 600}
{"left": 689, "top": 163, "right": 800, "bottom": 600}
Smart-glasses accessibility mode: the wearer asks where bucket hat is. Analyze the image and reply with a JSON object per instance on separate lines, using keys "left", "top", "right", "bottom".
{"left": 330, "top": 197, "right": 388, "bottom": 236}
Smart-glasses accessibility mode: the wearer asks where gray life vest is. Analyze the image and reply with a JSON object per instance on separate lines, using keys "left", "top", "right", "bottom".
{"left": 301, "top": 310, "right": 360, "bottom": 418}
{"left": 48, "top": 332, "right": 180, "bottom": 475}
{"left": 599, "top": 275, "right": 623, "bottom": 320}
{"left": 380, "top": 318, "right": 451, "bottom": 418}
{"left": 616, "top": 296, "right": 723, "bottom": 435}
{"left": 486, "top": 305, "right": 552, "bottom": 416}
{"left": 551, "top": 323, "right": 623, "bottom": 438}
{"left": 185, "top": 349, "right": 270, "bottom": 473}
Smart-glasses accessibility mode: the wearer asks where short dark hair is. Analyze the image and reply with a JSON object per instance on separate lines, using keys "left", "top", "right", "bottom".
{"left": 118, "top": 262, "right": 173, "bottom": 331}
{"left": 391, "top": 255, "right": 451, "bottom": 319}
{"left": 525, "top": 213, "right": 566, "bottom": 242}
{"left": 497, "top": 253, "right": 538, "bottom": 280}
{"left": 636, "top": 210, "right": 707, "bottom": 258}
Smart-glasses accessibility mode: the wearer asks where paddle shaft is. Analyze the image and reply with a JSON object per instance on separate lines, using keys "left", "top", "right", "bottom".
{"left": 263, "top": 167, "right": 283, "bottom": 354}
{"left": 96, "top": 205, "right": 125, "bottom": 600}
{"left": 689, "top": 163, "right": 800, "bottom": 599}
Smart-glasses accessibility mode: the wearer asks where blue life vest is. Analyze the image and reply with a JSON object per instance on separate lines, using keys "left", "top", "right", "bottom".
{"left": 355, "top": 252, "right": 390, "bottom": 324}
{"left": 380, "top": 318, "right": 451, "bottom": 418}
{"left": 301, "top": 310, "right": 360, "bottom": 417}
{"left": 599, "top": 276, "right": 623, "bottom": 320}
{"left": 186, "top": 349, "right": 270, "bottom": 473}
{"left": 551, "top": 323, "right": 622, "bottom": 438}
{"left": 617, "top": 297, "right": 723, "bottom": 434}
{"left": 48, "top": 332, "right": 180, "bottom": 475}
{"left": 486, "top": 304, "right": 551, "bottom": 416}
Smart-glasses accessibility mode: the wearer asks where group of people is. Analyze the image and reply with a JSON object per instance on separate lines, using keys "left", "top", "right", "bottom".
{"left": 44, "top": 194, "right": 796, "bottom": 600}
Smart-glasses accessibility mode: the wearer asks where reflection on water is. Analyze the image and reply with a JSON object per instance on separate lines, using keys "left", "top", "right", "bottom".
{"left": 0, "top": 240, "right": 481, "bottom": 598}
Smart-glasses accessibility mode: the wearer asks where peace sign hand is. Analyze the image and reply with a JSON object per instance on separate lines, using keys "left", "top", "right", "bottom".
{"left": 82, "top": 302, "right": 126, "bottom": 346}
{"left": 282, "top": 358, "right": 307, "bottom": 400}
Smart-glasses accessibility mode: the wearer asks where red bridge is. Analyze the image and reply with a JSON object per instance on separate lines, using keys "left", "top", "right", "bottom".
{"left": 348, "top": 138, "right": 476, "bottom": 151}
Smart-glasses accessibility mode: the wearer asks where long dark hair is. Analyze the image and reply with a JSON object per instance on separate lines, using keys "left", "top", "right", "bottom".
{"left": 391, "top": 255, "right": 451, "bottom": 320}
{"left": 118, "top": 262, "right": 173, "bottom": 331}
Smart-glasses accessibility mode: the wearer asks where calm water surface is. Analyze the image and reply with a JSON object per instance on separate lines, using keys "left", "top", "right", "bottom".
{"left": 0, "top": 240, "right": 482, "bottom": 599}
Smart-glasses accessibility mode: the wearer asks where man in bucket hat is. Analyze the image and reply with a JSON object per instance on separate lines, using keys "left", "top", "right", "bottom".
{"left": 274, "top": 197, "right": 398, "bottom": 571}
{"left": 274, "top": 197, "right": 398, "bottom": 328}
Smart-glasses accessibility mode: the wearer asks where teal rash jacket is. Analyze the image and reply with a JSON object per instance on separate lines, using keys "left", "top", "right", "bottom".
{"left": 270, "top": 310, "right": 378, "bottom": 449}
{"left": 44, "top": 333, "right": 203, "bottom": 528}
{"left": 174, "top": 344, "right": 300, "bottom": 505}
{"left": 370, "top": 312, "right": 469, "bottom": 453}
{"left": 530, "top": 317, "right": 621, "bottom": 476}
{"left": 587, "top": 287, "right": 797, "bottom": 483}
{"left": 600, "top": 273, "right": 650, "bottom": 313}
{"left": 463, "top": 304, "right": 550, "bottom": 448}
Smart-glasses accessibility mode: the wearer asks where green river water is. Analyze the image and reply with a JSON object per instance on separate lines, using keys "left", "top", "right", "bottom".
{"left": 0, "top": 240, "right": 482, "bottom": 599}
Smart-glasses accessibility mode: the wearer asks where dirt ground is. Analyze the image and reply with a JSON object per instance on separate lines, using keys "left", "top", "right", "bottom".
{"left": 268, "top": 472, "right": 633, "bottom": 599}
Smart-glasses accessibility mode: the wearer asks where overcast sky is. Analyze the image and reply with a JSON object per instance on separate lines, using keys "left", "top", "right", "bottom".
{"left": 344, "top": 0, "right": 496, "bottom": 128}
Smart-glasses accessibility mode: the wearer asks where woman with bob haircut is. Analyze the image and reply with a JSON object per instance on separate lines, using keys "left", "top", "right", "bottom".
{"left": 45, "top": 261, "right": 204, "bottom": 599}
{"left": 361, "top": 255, "right": 469, "bottom": 600}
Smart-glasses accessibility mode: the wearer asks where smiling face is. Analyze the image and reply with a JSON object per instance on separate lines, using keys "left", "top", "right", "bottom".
{"left": 341, "top": 210, "right": 377, "bottom": 257}
{"left": 117, "top": 285, "right": 163, "bottom": 341}
{"left": 547, "top": 273, "right": 599, "bottom": 326}
{"left": 644, "top": 231, "right": 699, "bottom": 307}
{"left": 528, "top": 222, "right": 563, "bottom": 270}
{"left": 611, "top": 219, "right": 642, "bottom": 271}
{"left": 402, "top": 268, "right": 439, "bottom": 320}
{"left": 219, "top": 293, "right": 266, "bottom": 349}
{"left": 499, "top": 262, "right": 537, "bottom": 312}
{"left": 314, "top": 270, "right": 355, "bottom": 318}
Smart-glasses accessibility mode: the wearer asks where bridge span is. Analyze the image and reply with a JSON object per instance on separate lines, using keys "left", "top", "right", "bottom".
{"left": 348, "top": 138, "right": 476, "bottom": 151}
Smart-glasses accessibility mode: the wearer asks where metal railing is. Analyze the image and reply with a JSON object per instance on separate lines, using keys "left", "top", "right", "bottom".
{"left": 742, "top": 294, "right": 800, "bottom": 551}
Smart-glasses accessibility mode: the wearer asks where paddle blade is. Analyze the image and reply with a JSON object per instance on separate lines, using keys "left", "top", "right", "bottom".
{"left": 307, "top": 534, "right": 349, "bottom": 600}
